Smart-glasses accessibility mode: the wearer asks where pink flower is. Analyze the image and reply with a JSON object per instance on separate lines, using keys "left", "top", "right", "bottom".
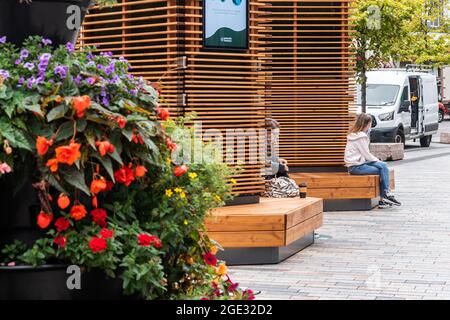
{"left": 7, "top": 262, "right": 16, "bottom": 267}
{"left": 0, "top": 162, "right": 12, "bottom": 174}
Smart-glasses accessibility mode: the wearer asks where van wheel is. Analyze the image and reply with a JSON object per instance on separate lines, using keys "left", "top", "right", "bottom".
{"left": 420, "top": 135, "right": 432, "bottom": 147}
{"left": 394, "top": 129, "right": 405, "bottom": 145}
{"left": 439, "top": 110, "right": 444, "bottom": 123}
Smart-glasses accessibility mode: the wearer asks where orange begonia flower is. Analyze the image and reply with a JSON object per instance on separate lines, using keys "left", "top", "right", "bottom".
{"left": 55, "top": 142, "right": 81, "bottom": 166}
{"left": 36, "top": 136, "right": 53, "bottom": 156}
{"left": 95, "top": 140, "right": 115, "bottom": 157}
{"left": 57, "top": 193, "right": 70, "bottom": 210}
{"left": 37, "top": 211, "right": 53, "bottom": 229}
{"left": 135, "top": 165, "right": 147, "bottom": 178}
{"left": 72, "top": 95, "right": 91, "bottom": 118}
{"left": 70, "top": 204, "right": 87, "bottom": 221}
{"left": 46, "top": 158, "right": 59, "bottom": 172}
{"left": 90, "top": 178, "right": 107, "bottom": 195}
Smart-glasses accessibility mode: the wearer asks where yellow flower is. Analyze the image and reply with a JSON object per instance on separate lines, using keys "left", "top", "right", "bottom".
{"left": 165, "top": 189, "right": 173, "bottom": 197}
{"left": 230, "top": 178, "right": 237, "bottom": 185}
{"left": 166, "top": 157, "right": 171, "bottom": 164}
{"left": 180, "top": 191, "right": 186, "bottom": 199}
{"left": 188, "top": 172, "right": 198, "bottom": 180}
{"left": 216, "top": 263, "right": 228, "bottom": 276}
{"left": 184, "top": 219, "right": 189, "bottom": 225}
{"left": 210, "top": 245, "right": 218, "bottom": 255}
{"left": 214, "top": 194, "right": 222, "bottom": 202}
{"left": 174, "top": 187, "right": 183, "bottom": 193}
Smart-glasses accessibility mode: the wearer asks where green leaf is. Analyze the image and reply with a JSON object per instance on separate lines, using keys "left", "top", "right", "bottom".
{"left": 62, "top": 166, "right": 90, "bottom": 196}
{"left": 93, "top": 154, "right": 115, "bottom": 182}
{"left": 56, "top": 121, "right": 75, "bottom": 141}
{"left": 0, "top": 121, "right": 32, "bottom": 151}
{"left": 122, "top": 127, "right": 133, "bottom": 142}
{"left": 84, "top": 131, "right": 97, "bottom": 150}
{"left": 47, "top": 174, "right": 68, "bottom": 194}
{"left": 77, "top": 119, "right": 87, "bottom": 132}
{"left": 47, "top": 104, "right": 69, "bottom": 122}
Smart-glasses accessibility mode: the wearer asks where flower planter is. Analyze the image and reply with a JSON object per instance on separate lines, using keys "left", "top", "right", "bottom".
{"left": 0, "top": 0, "right": 92, "bottom": 46}
{"left": 0, "top": 264, "right": 129, "bottom": 300}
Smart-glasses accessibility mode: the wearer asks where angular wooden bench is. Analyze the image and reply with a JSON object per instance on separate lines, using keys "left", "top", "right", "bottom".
{"left": 291, "top": 169, "right": 395, "bottom": 212}
{"left": 206, "top": 197, "right": 323, "bottom": 265}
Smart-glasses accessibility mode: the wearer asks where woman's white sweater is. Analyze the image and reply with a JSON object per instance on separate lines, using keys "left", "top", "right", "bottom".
{"left": 344, "top": 132, "right": 379, "bottom": 167}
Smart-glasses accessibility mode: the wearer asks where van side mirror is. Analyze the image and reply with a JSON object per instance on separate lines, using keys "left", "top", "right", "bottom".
{"left": 400, "top": 100, "right": 411, "bottom": 112}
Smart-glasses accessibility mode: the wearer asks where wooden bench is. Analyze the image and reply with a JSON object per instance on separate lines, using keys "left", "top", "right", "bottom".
{"left": 291, "top": 169, "right": 395, "bottom": 212}
{"left": 205, "top": 197, "right": 323, "bottom": 265}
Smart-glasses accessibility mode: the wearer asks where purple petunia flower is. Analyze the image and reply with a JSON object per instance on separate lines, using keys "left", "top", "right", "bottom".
{"left": 86, "top": 77, "right": 96, "bottom": 85}
{"left": 100, "top": 51, "right": 113, "bottom": 58}
{"left": 26, "top": 77, "right": 35, "bottom": 89}
{"left": 54, "top": 65, "right": 68, "bottom": 79}
{"left": 15, "top": 59, "right": 22, "bottom": 65}
{"left": 73, "top": 75, "right": 82, "bottom": 85}
{"left": 17, "top": 77, "right": 24, "bottom": 87}
{"left": 36, "top": 74, "right": 45, "bottom": 84}
{"left": 87, "top": 52, "right": 95, "bottom": 60}
{"left": 0, "top": 36, "right": 6, "bottom": 44}
{"left": 109, "top": 75, "right": 120, "bottom": 85}
{"left": 20, "top": 49, "right": 29, "bottom": 59}
{"left": 87, "top": 61, "right": 95, "bottom": 67}
{"left": 42, "top": 38, "right": 52, "bottom": 46}
{"left": 38, "top": 53, "right": 52, "bottom": 73}
{"left": 66, "top": 42, "right": 74, "bottom": 54}
{"left": 0, "top": 69, "right": 9, "bottom": 79}
{"left": 23, "top": 62, "right": 34, "bottom": 71}
{"left": 130, "top": 88, "right": 138, "bottom": 96}
{"left": 104, "top": 62, "right": 115, "bottom": 76}
{"left": 102, "top": 96, "right": 110, "bottom": 106}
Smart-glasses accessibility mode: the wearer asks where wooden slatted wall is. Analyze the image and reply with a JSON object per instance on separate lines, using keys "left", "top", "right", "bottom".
{"left": 260, "top": 0, "right": 356, "bottom": 167}
{"left": 79, "top": 0, "right": 182, "bottom": 115}
{"left": 80, "top": 0, "right": 267, "bottom": 196}
{"left": 80, "top": 0, "right": 355, "bottom": 196}
{"left": 181, "top": 0, "right": 266, "bottom": 195}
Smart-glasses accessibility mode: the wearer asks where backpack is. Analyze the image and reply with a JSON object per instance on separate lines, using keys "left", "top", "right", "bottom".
{"left": 263, "top": 176, "right": 300, "bottom": 198}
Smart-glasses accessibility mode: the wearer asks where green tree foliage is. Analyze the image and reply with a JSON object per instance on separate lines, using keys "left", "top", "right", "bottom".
{"left": 397, "top": 0, "right": 450, "bottom": 66}
{"left": 352, "top": 0, "right": 415, "bottom": 112}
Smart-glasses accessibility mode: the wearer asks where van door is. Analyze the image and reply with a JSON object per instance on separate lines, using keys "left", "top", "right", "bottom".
{"left": 421, "top": 76, "right": 439, "bottom": 135}
{"left": 398, "top": 83, "right": 412, "bottom": 138}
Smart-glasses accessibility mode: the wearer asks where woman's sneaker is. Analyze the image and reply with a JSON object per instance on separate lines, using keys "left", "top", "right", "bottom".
{"left": 378, "top": 200, "right": 392, "bottom": 209}
{"left": 384, "top": 192, "right": 401, "bottom": 206}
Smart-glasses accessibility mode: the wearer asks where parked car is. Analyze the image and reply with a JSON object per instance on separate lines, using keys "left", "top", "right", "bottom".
{"left": 357, "top": 67, "right": 439, "bottom": 147}
{"left": 439, "top": 102, "right": 449, "bottom": 122}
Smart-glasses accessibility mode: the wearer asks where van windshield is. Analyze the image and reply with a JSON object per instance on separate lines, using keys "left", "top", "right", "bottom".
{"left": 358, "top": 84, "right": 400, "bottom": 106}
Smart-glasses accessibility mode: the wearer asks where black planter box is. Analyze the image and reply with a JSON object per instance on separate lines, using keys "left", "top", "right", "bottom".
{"left": 0, "top": 264, "right": 130, "bottom": 300}
{"left": 0, "top": 0, "right": 92, "bottom": 46}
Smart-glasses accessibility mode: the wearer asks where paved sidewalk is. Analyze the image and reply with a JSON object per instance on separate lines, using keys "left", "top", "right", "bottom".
{"left": 228, "top": 122, "right": 450, "bottom": 300}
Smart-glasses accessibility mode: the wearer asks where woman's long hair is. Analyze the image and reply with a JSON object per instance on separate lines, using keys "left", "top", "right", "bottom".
{"left": 349, "top": 113, "right": 372, "bottom": 134}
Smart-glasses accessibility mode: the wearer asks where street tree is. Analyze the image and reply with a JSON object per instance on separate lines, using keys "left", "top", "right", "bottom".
{"left": 352, "top": 0, "right": 415, "bottom": 112}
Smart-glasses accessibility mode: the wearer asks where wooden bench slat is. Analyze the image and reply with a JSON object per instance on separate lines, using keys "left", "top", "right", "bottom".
{"left": 206, "top": 231, "right": 285, "bottom": 248}
{"left": 286, "top": 214, "right": 323, "bottom": 246}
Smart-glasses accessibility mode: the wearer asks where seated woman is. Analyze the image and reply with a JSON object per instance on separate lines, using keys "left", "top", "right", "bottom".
{"left": 265, "top": 118, "right": 289, "bottom": 179}
{"left": 344, "top": 113, "right": 401, "bottom": 209}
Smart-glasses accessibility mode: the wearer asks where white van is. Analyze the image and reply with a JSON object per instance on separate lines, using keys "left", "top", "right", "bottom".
{"left": 357, "top": 68, "right": 439, "bottom": 147}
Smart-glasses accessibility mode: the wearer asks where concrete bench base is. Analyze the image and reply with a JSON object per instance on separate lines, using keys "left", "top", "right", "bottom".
{"left": 323, "top": 198, "right": 379, "bottom": 212}
{"left": 217, "top": 232, "right": 314, "bottom": 266}
{"left": 370, "top": 143, "right": 404, "bottom": 161}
